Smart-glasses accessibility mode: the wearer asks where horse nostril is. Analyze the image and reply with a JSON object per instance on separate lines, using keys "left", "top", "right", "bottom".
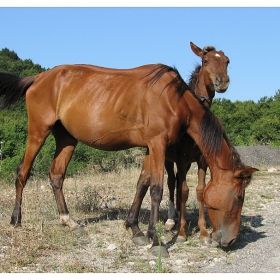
{"left": 215, "top": 76, "right": 222, "bottom": 83}
{"left": 215, "top": 76, "right": 230, "bottom": 85}
{"left": 228, "top": 238, "right": 236, "bottom": 246}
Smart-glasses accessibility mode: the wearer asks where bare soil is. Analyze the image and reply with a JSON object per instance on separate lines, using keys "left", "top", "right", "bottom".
{"left": 0, "top": 145, "right": 279, "bottom": 273}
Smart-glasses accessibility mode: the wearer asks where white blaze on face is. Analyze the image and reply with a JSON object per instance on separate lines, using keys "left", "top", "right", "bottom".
{"left": 215, "top": 53, "right": 221, "bottom": 57}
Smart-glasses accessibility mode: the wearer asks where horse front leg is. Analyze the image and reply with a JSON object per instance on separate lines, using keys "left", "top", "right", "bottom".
{"left": 125, "top": 152, "right": 150, "bottom": 245}
{"left": 147, "top": 141, "right": 169, "bottom": 258}
{"left": 196, "top": 155, "right": 211, "bottom": 244}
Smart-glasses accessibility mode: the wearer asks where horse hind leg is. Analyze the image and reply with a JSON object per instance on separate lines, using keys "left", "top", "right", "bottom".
{"left": 125, "top": 152, "right": 150, "bottom": 246}
{"left": 49, "top": 121, "right": 79, "bottom": 231}
{"left": 164, "top": 160, "right": 177, "bottom": 231}
{"left": 11, "top": 127, "right": 51, "bottom": 226}
{"left": 176, "top": 162, "right": 191, "bottom": 243}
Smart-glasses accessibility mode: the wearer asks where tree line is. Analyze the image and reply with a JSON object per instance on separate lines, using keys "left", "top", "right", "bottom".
{"left": 0, "top": 48, "right": 279, "bottom": 178}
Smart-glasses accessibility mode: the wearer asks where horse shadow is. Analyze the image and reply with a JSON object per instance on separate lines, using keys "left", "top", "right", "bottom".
{"left": 223, "top": 214, "right": 267, "bottom": 251}
{"left": 81, "top": 204, "right": 266, "bottom": 251}
{"left": 77, "top": 200, "right": 266, "bottom": 252}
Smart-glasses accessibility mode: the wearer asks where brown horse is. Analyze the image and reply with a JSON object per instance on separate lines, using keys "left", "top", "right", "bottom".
{"left": 0, "top": 44, "right": 257, "bottom": 258}
{"left": 165, "top": 43, "right": 230, "bottom": 242}
{"left": 125, "top": 42, "right": 231, "bottom": 246}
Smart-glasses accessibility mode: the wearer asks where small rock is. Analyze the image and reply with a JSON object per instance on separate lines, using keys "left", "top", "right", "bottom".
{"left": 149, "top": 260, "right": 156, "bottom": 266}
{"left": 175, "top": 259, "right": 183, "bottom": 265}
{"left": 107, "top": 244, "right": 117, "bottom": 251}
{"left": 268, "top": 168, "right": 278, "bottom": 172}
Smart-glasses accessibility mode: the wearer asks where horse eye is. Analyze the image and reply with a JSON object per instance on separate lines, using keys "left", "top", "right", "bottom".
{"left": 237, "top": 195, "right": 243, "bottom": 202}
{"left": 203, "top": 60, "right": 208, "bottom": 65}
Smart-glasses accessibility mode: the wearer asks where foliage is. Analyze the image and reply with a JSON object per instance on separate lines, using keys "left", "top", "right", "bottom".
{"left": 212, "top": 90, "right": 280, "bottom": 147}
{"left": 0, "top": 47, "right": 280, "bottom": 178}
{"left": 155, "top": 221, "right": 165, "bottom": 273}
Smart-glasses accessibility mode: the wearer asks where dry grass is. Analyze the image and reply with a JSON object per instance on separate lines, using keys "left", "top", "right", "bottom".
{"left": 0, "top": 164, "right": 279, "bottom": 272}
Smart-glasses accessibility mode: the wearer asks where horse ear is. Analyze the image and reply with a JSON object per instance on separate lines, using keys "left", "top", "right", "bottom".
{"left": 190, "top": 42, "right": 203, "bottom": 58}
{"left": 235, "top": 166, "right": 259, "bottom": 179}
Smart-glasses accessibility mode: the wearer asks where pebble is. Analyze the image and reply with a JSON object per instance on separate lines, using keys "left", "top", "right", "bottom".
{"left": 149, "top": 261, "right": 156, "bottom": 266}
{"left": 175, "top": 259, "right": 183, "bottom": 265}
{"left": 107, "top": 244, "right": 117, "bottom": 251}
{"left": 268, "top": 168, "right": 278, "bottom": 172}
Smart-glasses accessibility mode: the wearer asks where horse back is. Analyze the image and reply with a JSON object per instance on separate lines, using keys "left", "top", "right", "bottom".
{"left": 26, "top": 64, "right": 186, "bottom": 150}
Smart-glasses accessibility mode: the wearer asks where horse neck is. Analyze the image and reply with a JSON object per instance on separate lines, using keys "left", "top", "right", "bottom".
{"left": 181, "top": 92, "right": 234, "bottom": 176}
{"left": 194, "top": 68, "right": 215, "bottom": 107}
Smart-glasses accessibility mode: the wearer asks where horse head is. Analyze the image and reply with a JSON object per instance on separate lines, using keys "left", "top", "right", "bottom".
{"left": 204, "top": 166, "right": 258, "bottom": 247}
{"left": 190, "top": 42, "right": 230, "bottom": 94}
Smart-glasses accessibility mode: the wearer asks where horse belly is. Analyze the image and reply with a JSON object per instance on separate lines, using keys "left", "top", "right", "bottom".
{"left": 60, "top": 104, "right": 146, "bottom": 151}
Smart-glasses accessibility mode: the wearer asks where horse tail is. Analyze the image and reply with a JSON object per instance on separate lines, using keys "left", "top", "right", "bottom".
{"left": 0, "top": 72, "right": 35, "bottom": 110}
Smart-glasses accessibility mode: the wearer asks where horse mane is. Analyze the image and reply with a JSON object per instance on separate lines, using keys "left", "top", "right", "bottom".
{"left": 143, "top": 64, "right": 246, "bottom": 174}
{"left": 188, "top": 65, "right": 201, "bottom": 94}
{"left": 200, "top": 107, "right": 247, "bottom": 173}
{"left": 200, "top": 107, "right": 224, "bottom": 157}
{"left": 223, "top": 131, "right": 246, "bottom": 171}
{"left": 202, "top": 45, "right": 216, "bottom": 53}
{"left": 142, "top": 64, "right": 190, "bottom": 98}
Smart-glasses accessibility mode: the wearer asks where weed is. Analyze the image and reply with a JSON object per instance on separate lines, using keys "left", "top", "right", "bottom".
{"left": 155, "top": 221, "right": 165, "bottom": 273}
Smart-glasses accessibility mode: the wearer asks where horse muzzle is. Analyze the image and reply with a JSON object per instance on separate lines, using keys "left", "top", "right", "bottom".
{"left": 211, "top": 230, "right": 237, "bottom": 248}
{"left": 214, "top": 76, "right": 230, "bottom": 93}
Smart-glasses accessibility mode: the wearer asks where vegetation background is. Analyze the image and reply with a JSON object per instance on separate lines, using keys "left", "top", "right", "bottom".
{"left": 0, "top": 48, "right": 279, "bottom": 180}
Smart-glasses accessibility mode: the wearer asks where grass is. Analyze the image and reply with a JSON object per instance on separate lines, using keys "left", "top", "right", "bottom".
{"left": 0, "top": 164, "right": 278, "bottom": 272}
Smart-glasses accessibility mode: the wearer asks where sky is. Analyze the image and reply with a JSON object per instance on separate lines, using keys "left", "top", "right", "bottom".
{"left": 0, "top": 2, "right": 280, "bottom": 102}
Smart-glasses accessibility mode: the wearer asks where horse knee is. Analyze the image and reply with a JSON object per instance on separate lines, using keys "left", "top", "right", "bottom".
{"left": 150, "top": 185, "right": 163, "bottom": 203}
{"left": 16, "top": 162, "right": 30, "bottom": 186}
{"left": 196, "top": 189, "right": 204, "bottom": 201}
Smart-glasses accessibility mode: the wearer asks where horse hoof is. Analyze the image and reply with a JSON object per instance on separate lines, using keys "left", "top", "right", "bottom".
{"left": 175, "top": 235, "right": 187, "bottom": 243}
{"left": 165, "top": 219, "right": 175, "bottom": 231}
{"left": 151, "top": 245, "right": 170, "bottom": 258}
{"left": 11, "top": 223, "right": 22, "bottom": 228}
{"left": 132, "top": 236, "right": 150, "bottom": 246}
{"left": 200, "top": 237, "right": 212, "bottom": 245}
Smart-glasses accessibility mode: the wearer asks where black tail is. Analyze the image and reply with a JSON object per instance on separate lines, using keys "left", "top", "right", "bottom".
{"left": 0, "top": 72, "right": 35, "bottom": 110}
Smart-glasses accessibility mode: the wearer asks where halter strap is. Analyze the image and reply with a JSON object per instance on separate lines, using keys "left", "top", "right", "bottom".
{"left": 197, "top": 82, "right": 211, "bottom": 104}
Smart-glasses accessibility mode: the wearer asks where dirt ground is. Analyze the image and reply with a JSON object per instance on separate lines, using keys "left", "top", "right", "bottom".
{"left": 0, "top": 145, "right": 279, "bottom": 273}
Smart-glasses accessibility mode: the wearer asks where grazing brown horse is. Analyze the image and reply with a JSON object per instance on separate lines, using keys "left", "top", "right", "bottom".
{"left": 125, "top": 42, "right": 231, "bottom": 246}
{"left": 165, "top": 43, "right": 230, "bottom": 242}
{"left": 0, "top": 44, "right": 257, "bottom": 258}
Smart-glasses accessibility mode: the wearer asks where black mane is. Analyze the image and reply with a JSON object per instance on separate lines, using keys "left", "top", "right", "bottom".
{"left": 188, "top": 65, "right": 201, "bottom": 94}
{"left": 142, "top": 64, "right": 190, "bottom": 98}
{"left": 143, "top": 64, "right": 245, "bottom": 173}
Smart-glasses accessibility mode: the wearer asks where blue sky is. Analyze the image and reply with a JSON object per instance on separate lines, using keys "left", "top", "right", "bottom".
{"left": 0, "top": 3, "right": 279, "bottom": 102}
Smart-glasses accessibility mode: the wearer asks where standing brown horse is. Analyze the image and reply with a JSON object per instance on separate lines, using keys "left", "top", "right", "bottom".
{"left": 0, "top": 43, "right": 257, "bottom": 258}
{"left": 125, "top": 42, "right": 231, "bottom": 246}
